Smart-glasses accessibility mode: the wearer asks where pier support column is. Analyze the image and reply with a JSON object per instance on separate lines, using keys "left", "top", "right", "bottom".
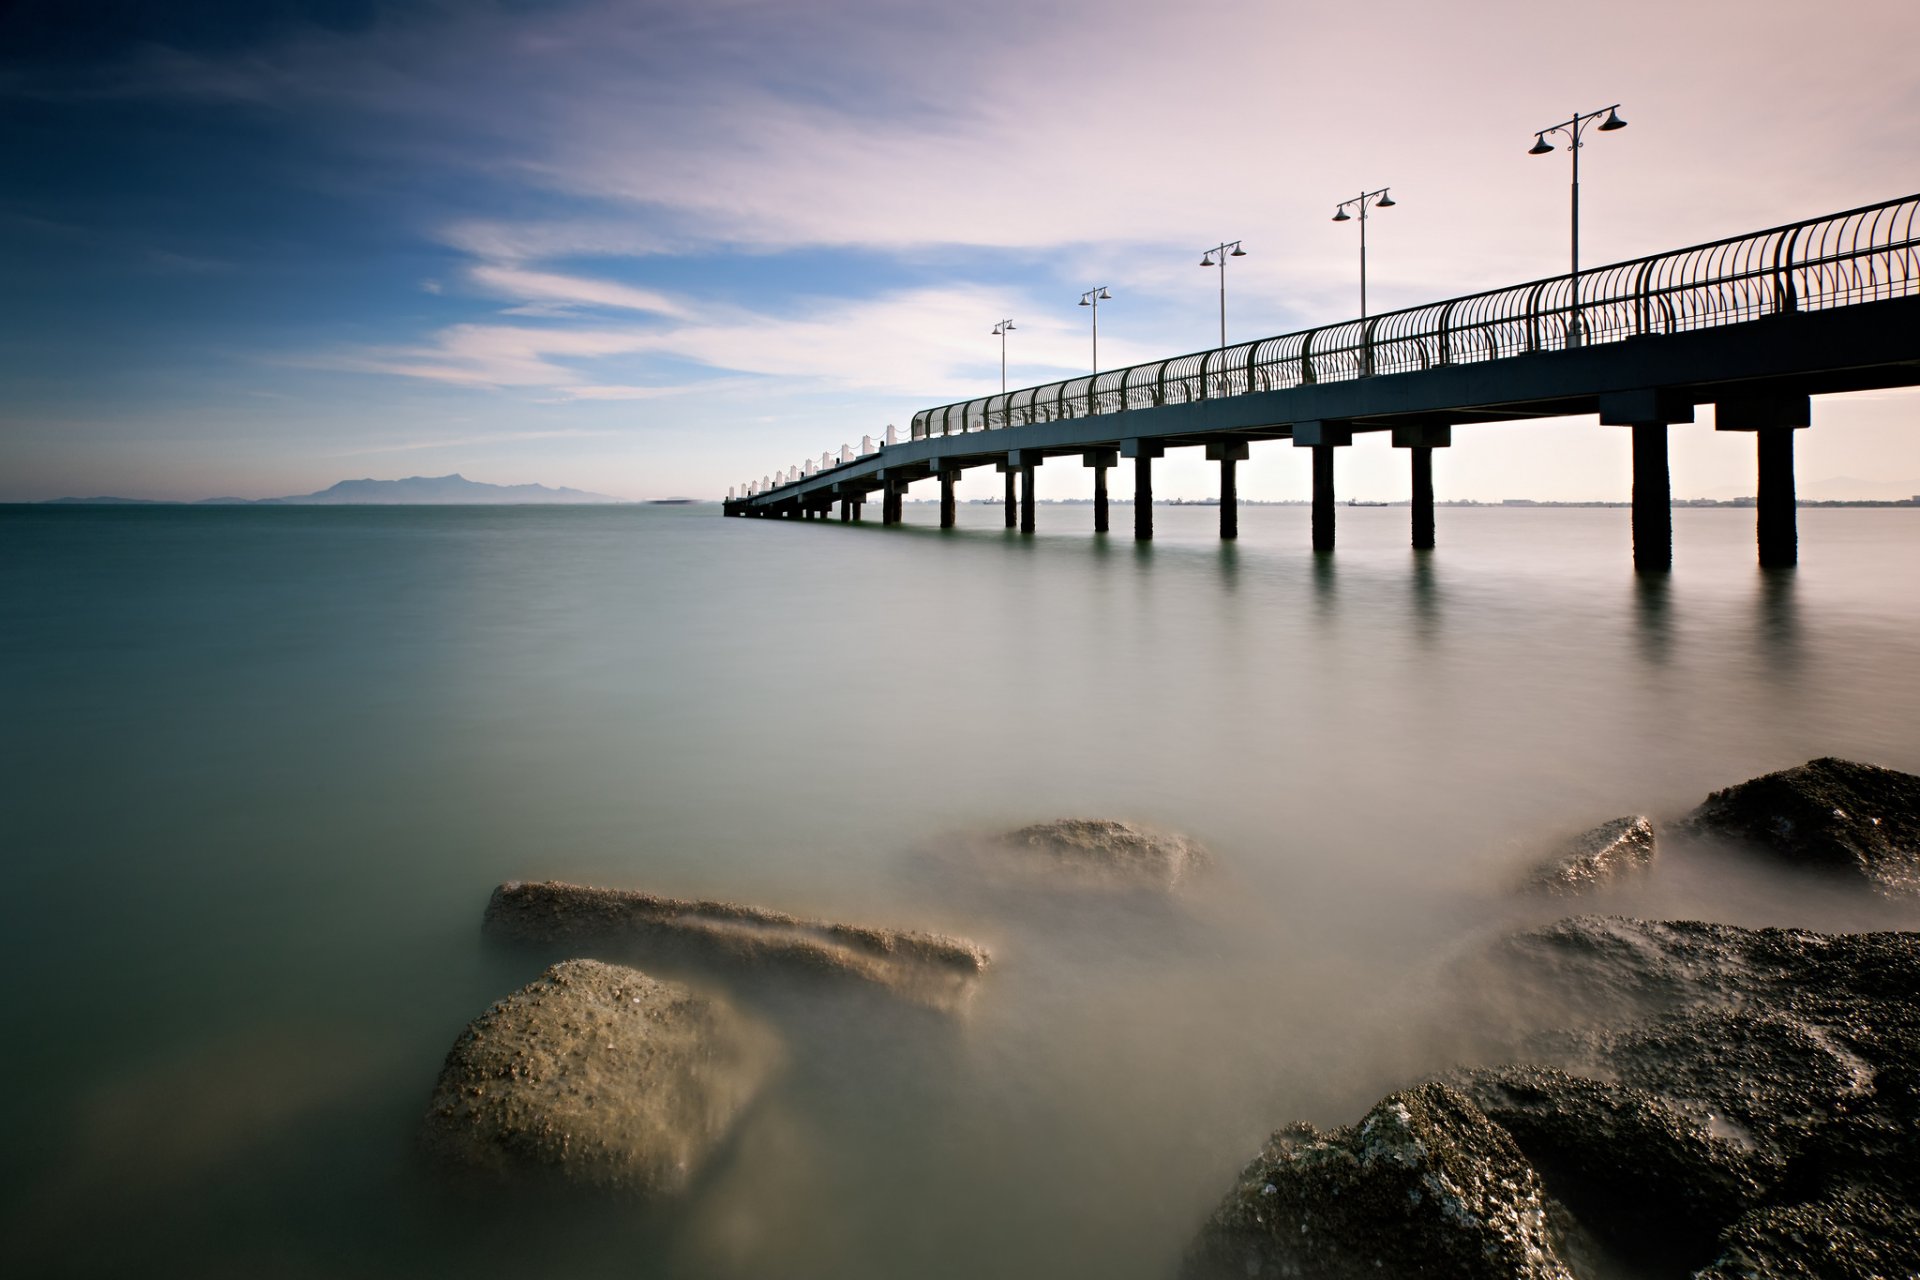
{"left": 1083, "top": 449, "right": 1117, "bottom": 534}
{"left": 1207, "top": 441, "right": 1250, "bottom": 540}
{"left": 1601, "top": 391, "right": 1692, "bottom": 574}
{"left": 1716, "top": 394, "right": 1809, "bottom": 568}
{"left": 1295, "top": 421, "right": 1353, "bottom": 553}
{"left": 1002, "top": 466, "right": 1016, "bottom": 528}
{"left": 1020, "top": 464, "right": 1037, "bottom": 533}
{"left": 1393, "top": 424, "right": 1450, "bottom": 550}
{"left": 1631, "top": 424, "right": 1671, "bottom": 572}
{"left": 852, "top": 498, "right": 864, "bottom": 522}
{"left": 939, "top": 471, "right": 957, "bottom": 529}
{"left": 839, "top": 499, "right": 850, "bottom": 522}
{"left": 1122, "top": 440, "right": 1164, "bottom": 542}
{"left": 882, "top": 481, "right": 903, "bottom": 525}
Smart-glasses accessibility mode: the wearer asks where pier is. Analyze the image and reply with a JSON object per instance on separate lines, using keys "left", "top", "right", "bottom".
{"left": 725, "top": 195, "right": 1920, "bottom": 570}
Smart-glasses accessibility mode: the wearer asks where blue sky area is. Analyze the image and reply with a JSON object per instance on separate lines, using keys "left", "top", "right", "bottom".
{"left": 4, "top": 0, "right": 1918, "bottom": 502}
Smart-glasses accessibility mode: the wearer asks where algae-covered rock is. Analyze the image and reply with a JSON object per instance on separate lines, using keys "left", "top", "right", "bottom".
{"left": 1524, "top": 815, "right": 1656, "bottom": 896}
{"left": 1181, "top": 1082, "right": 1578, "bottom": 1280}
{"left": 1679, "top": 757, "right": 1920, "bottom": 894}
{"left": 422, "top": 959, "right": 776, "bottom": 1194}
{"left": 992, "top": 818, "right": 1212, "bottom": 891}
{"left": 484, "top": 881, "right": 989, "bottom": 1012}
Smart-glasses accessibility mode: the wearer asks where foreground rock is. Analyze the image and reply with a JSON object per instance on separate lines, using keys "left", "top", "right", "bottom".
{"left": 1680, "top": 756, "right": 1920, "bottom": 894}
{"left": 991, "top": 818, "right": 1212, "bottom": 891}
{"left": 422, "top": 959, "right": 775, "bottom": 1194}
{"left": 1524, "top": 816, "right": 1655, "bottom": 896}
{"left": 1181, "top": 1083, "right": 1580, "bottom": 1279}
{"left": 1187, "top": 917, "right": 1920, "bottom": 1278}
{"left": 485, "top": 881, "right": 989, "bottom": 1012}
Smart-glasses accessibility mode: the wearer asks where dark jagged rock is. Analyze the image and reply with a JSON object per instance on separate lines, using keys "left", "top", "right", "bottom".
{"left": 422, "top": 959, "right": 776, "bottom": 1194}
{"left": 1181, "top": 1083, "right": 1579, "bottom": 1280}
{"left": 1187, "top": 916, "right": 1920, "bottom": 1279}
{"left": 1455, "top": 1065, "right": 1782, "bottom": 1269}
{"left": 484, "top": 881, "right": 989, "bottom": 1012}
{"left": 992, "top": 818, "right": 1212, "bottom": 890}
{"left": 1679, "top": 757, "right": 1920, "bottom": 894}
{"left": 1695, "top": 1187, "right": 1920, "bottom": 1279}
{"left": 1524, "top": 816, "right": 1656, "bottom": 896}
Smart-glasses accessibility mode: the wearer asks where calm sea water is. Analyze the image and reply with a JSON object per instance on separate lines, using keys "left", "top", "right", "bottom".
{"left": 4, "top": 501, "right": 1919, "bottom": 1278}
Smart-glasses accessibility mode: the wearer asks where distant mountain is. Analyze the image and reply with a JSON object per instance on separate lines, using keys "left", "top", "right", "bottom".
{"left": 45, "top": 474, "right": 628, "bottom": 505}
{"left": 43, "top": 495, "right": 168, "bottom": 505}
{"left": 255, "top": 474, "right": 626, "bottom": 504}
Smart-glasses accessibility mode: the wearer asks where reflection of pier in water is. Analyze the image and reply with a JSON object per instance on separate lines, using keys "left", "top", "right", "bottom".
{"left": 727, "top": 195, "right": 1919, "bottom": 572}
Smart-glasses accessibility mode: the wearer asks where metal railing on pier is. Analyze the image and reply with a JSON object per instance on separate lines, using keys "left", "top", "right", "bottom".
{"left": 906, "top": 193, "right": 1919, "bottom": 441}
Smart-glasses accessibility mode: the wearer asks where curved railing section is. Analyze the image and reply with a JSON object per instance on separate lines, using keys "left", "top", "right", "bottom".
{"left": 904, "top": 193, "right": 1919, "bottom": 442}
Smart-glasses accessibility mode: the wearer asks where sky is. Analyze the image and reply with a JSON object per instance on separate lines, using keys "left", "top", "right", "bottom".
{"left": 4, "top": 0, "right": 1918, "bottom": 503}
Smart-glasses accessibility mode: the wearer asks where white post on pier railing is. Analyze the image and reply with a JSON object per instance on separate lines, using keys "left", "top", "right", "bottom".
{"left": 885, "top": 423, "right": 900, "bottom": 446}
{"left": 822, "top": 451, "right": 831, "bottom": 470}
{"left": 861, "top": 435, "right": 875, "bottom": 456}
{"left": 728, "top": 486, "right": 736, "bottom": 500}
{"left": 788, "top": 466, "right": 798, "bottom": 482}
{"left": 841, "top": 444, "right": 854, "bottom": 463}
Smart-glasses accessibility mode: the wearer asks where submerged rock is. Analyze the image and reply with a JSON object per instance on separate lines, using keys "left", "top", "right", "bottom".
{"left": 1524, "top": 815, "right": 1656, "bottom": 896}
{"left": 1679, "top": 757, "right": 1920, "bottom": 894}
{"left": 1181, "top": 1082, "right": 1578, "bottom": 1280}
{"left": 422, "top": 959, "right": 776, "bottom": 1194}
{"left": 991, "top": 818, "right": 1212, "bottom": 891}
{"left": 484, "top": 881, "right": 989, "bottom": 1012}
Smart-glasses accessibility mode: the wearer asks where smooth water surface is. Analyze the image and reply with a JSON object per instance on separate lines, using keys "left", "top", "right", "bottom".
{"left": 4, "top": 502, "right": 1919, "bottom": 1277}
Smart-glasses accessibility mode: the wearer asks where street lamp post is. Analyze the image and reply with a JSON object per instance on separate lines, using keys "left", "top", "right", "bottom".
{"left": 1528, "top": 104, "right": 1627, "bottom": 346}
{"left": 1078, "top": 286, "right": 1112, "bottom": 374}
{"left": 1196, "top": 241, "right": 1246, "bottom": 350}
{"left": 990, "top": 319, "right": 1015, "bottom": 394}
{"left": 1330, "top": 188, "right": 1394, "bottom": 322}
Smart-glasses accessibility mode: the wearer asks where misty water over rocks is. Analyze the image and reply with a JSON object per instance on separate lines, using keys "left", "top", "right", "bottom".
{"left": 4, "top": 502, "right": 1919, "bottom": 1278}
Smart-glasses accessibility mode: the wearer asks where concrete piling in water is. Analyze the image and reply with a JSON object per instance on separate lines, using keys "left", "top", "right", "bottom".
{"left": 1631, "top": 424, "right": 1671, "bottom": 572}
{"left": 1716, "top": 394, "right": 1809, "bottom": 569}
{"left": 939, "top": 471, "right": 956, "bottom": 529}
{"left": 1295, "top": 421, "right": 1351, "bottom": 553}
{"left": 1003, "top": 467, "right": 1016, "bottom": 529}
{"left": 1312, "top": 448, "right": 1335, "bottom": 551}
{"left": 1124, "top": 440, "right": 1162, "bottom": 542}
{"left": 1393, "top": 423, "right": 1449, "bottom": 551}
{"left": 1083, "top": 449, "right": 1116, "bottom": 534}
{"left": 1206, "top": 441, "right": 1249, "bottom": 541}
{"left": 1757, "top": 428, "right": 1797, "bottom": 567}
{"left": 1020, "top": 463, "right": 1036, "bottom": 534}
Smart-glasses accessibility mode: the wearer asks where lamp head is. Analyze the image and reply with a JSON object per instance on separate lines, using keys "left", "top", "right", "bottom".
{"left": 1004, "top": 322, "right": 1014, "bottom": 330}
{"left": 1229, "top": 244, "right": 1246, "bottom": 256}
{"left": 1079, "top": 297, "right": 1090, "bottom": 306}
{"left": 1199, "top": 253, "right": 1214, "bottom": 267}
{"left": 1597, "top": 107, "right": 1626, "bottom": 131}
{"left": 1332, "top": 208, "right": 1351, "bottom": 222}
{"left": 1098, "top": 287, "right": 1111, "bottom": 300}
{"left": 1528, "top": 134, "right": 1555, "bottom": 156}
{"left": 1375, "top": 192, "right": 1395, "bottom": 208}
